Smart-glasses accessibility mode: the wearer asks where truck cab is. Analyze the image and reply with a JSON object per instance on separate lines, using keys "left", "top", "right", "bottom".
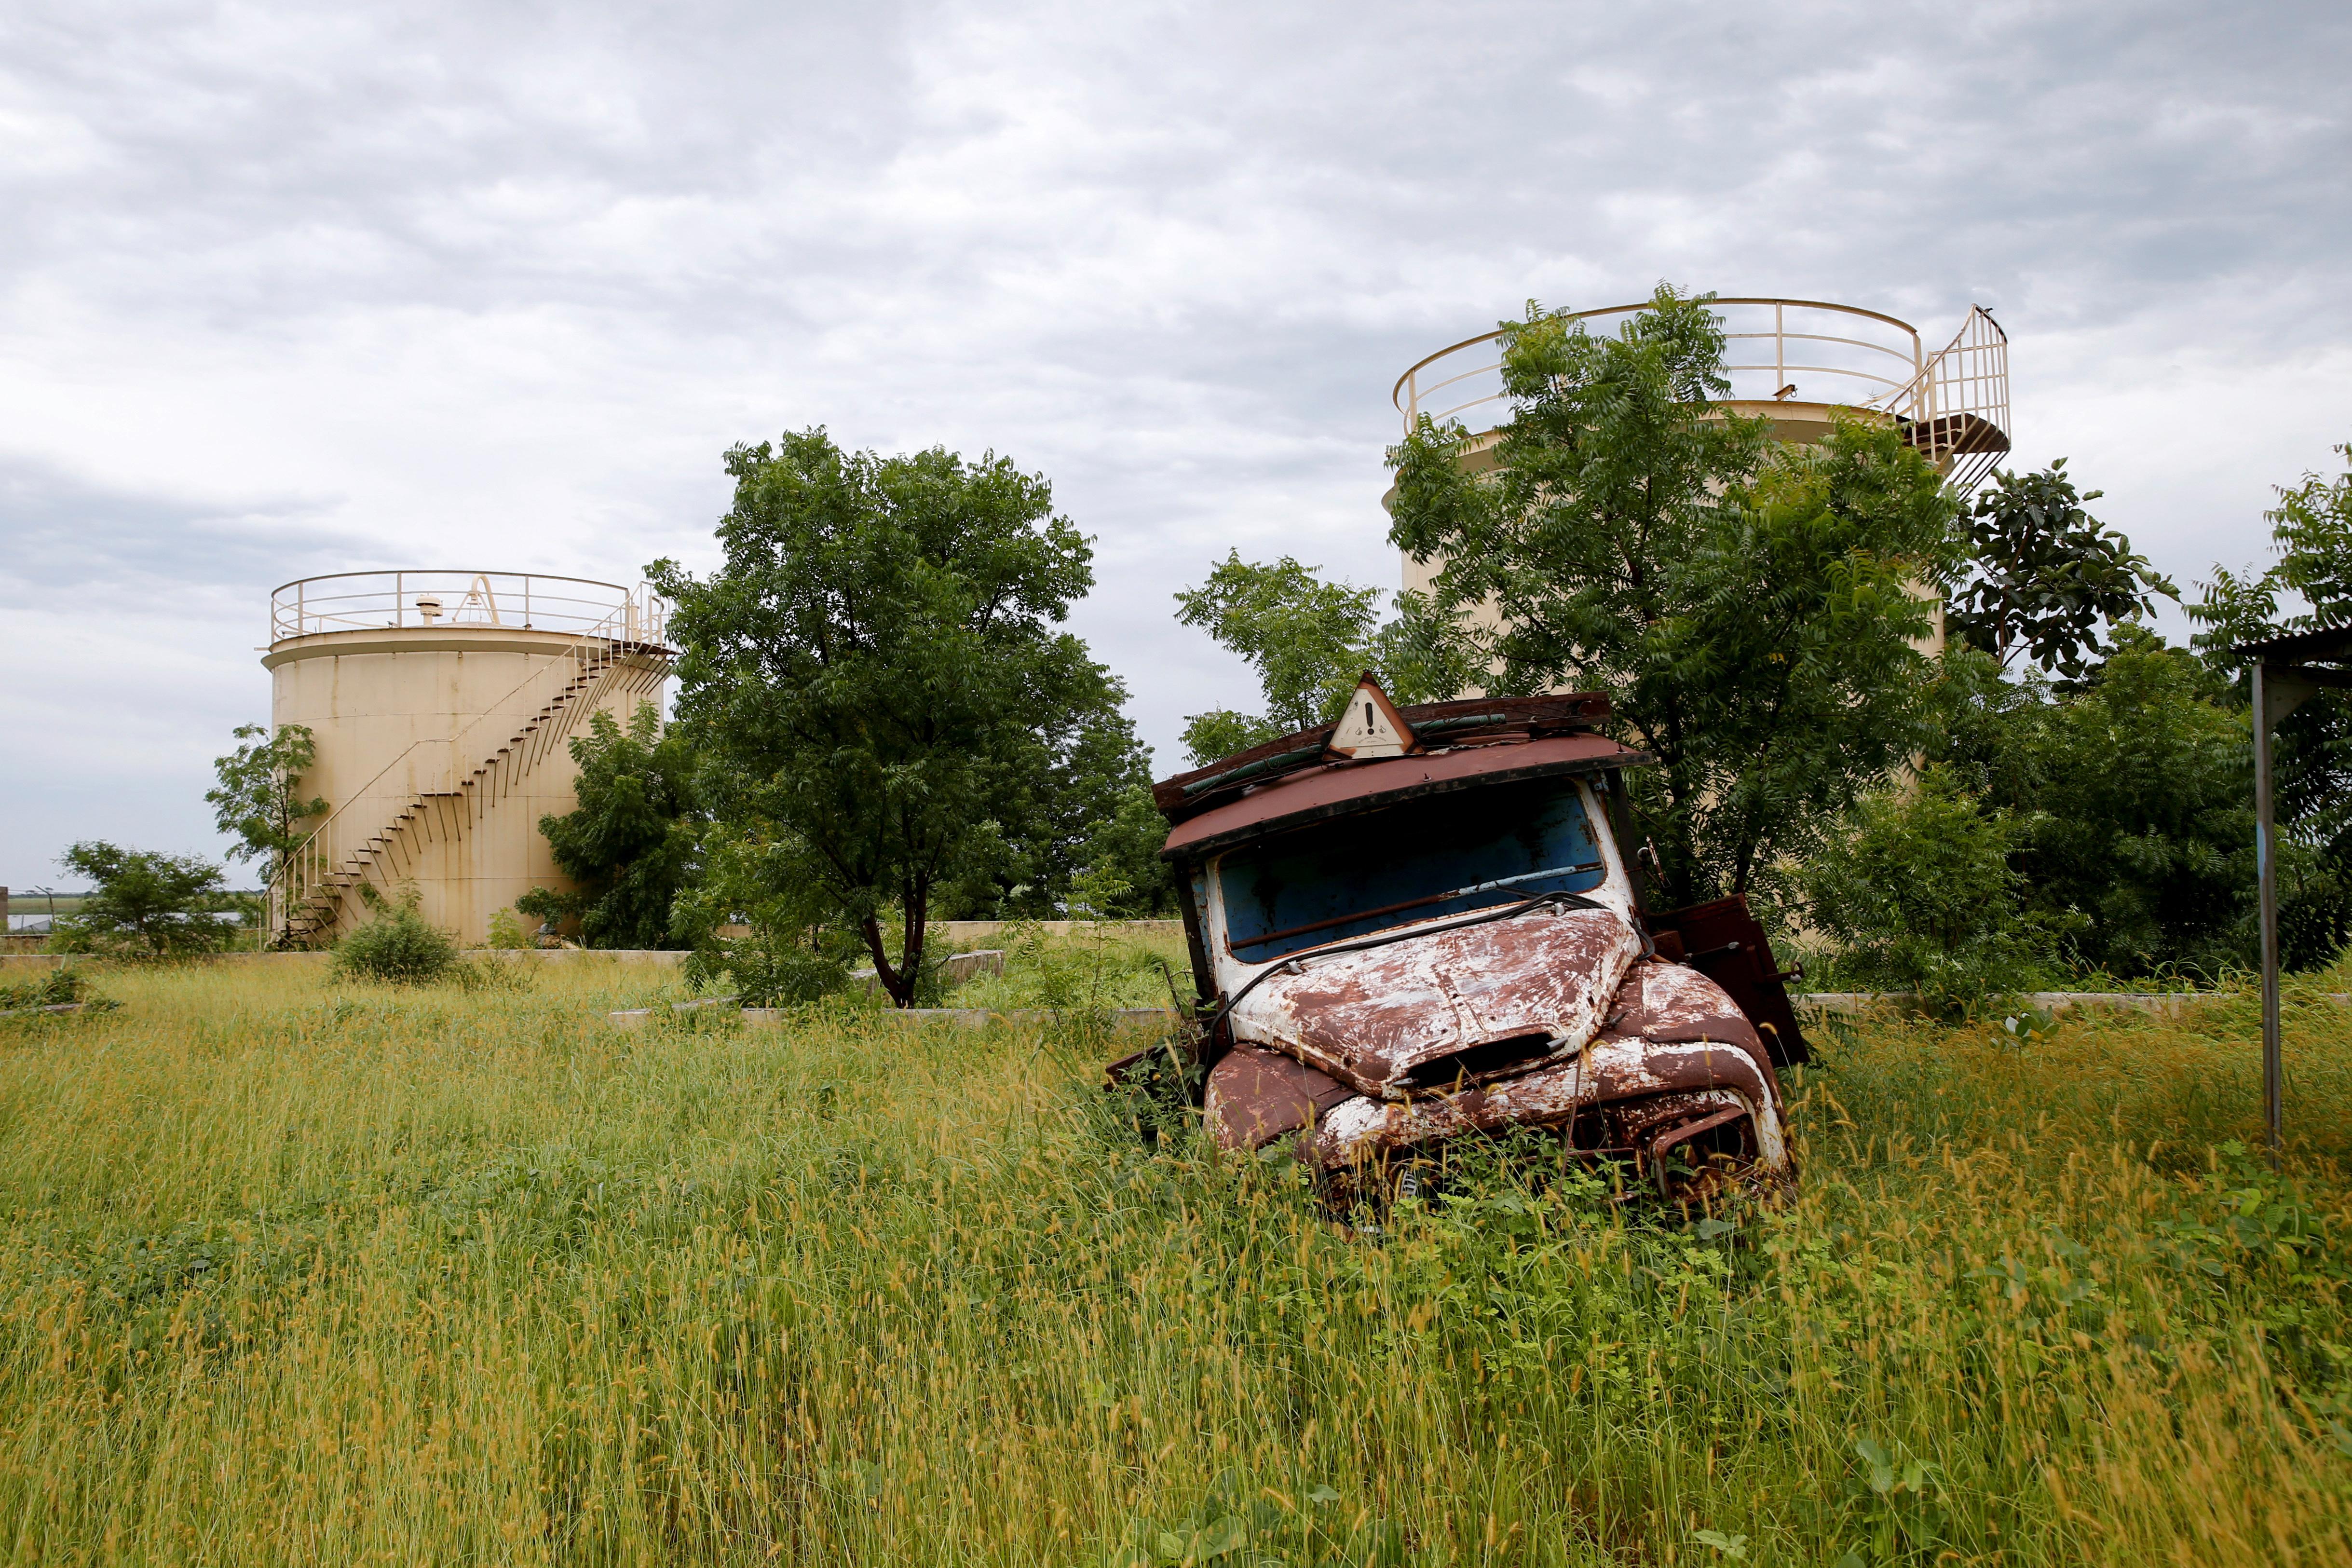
{"left": 1127, "top": 679, "right": 1806, "bottom": 1203}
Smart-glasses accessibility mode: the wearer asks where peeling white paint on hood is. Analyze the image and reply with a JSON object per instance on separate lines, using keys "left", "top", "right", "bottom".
{"left": 1228, "top": 897, "right": 1645, "bottom": 1100}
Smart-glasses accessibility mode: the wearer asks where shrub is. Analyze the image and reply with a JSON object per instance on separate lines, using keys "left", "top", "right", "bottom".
{"left": 0, "top": 969, "right": 111, "bottom": 1012}
{"left": 1801, "top": 764, "right": 2046, "bottom": 1014}
{"left": 331, "top": 898, "right": 461, "bottom": 984}
{"left": 484, "top": 907, "right": 530, "bottom": 950}
{"left": 688, "top": 928, "right": 854, "bottom": 1008}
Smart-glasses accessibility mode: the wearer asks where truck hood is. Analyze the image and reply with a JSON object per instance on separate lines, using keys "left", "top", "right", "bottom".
{"left": 1226, "top": 900, "right": 1645, "bottom": 1101}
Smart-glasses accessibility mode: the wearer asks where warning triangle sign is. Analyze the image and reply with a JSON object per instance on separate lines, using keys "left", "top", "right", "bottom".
{"left": 1324, "top": 675, "right": 1420, "bottom": 760}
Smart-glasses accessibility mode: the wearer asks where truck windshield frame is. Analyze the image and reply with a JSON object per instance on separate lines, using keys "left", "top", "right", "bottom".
{"left": 1213, "top": 777, "right": 1610, "bottom": 963}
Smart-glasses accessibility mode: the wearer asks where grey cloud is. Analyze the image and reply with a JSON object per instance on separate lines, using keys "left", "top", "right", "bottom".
{"left": 0, "top": 458, "right": 364, "bottom": 597}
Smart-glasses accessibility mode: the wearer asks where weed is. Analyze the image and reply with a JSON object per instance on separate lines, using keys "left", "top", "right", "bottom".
{"left": 0, "top": 968, "right": 114, "bottom": 1013}
{"left": 484, "top": 906, "right": 531, "bottom": 950}
{"left": 330, "top": 891, "right": 461, "bottom": 983}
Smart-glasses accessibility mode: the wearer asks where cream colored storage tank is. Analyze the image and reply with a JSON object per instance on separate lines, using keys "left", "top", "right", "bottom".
{"left": 263, "top": 571, "right": 673, "bottom": 947}
{"left": 1385, "top": 297, "right": 2013, "bottom": 660}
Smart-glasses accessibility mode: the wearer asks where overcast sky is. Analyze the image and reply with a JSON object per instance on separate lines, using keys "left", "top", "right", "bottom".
{"left": 4, "top": 0, "right": 2348, "bottom": 889}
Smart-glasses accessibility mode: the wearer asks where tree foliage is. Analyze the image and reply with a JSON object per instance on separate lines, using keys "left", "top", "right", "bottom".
{"left": 1946, "top": 462, "right": 2177, "bottom": 681}
{"left": 1174, "top": 553, "right": 1384, "bottom": 764}
{"left": 1067, "top": 784, "right": 1179, "bottom": 917}
{"left": 1800, "top": 764, "right": 2043, "bottom": 1012}
{"left": 205, "top": 723, "right": 326, "bottom": 890}
{"left": 671, "top": 822, "right": 864, "bottom": 1007}
{"left": 1937, "top": 631, "right": 2256, "bottom": 977}
{"left": 650, "top": 429, "right": 1142, "bottom": 1005}
{"left": 53, "top": 841, "right": 230, "bottom": 958}
{"left": 2026, "top": 630, "right": 2256, "bottom": 973}
{"left": 2189, "top": 438, "right": 2352, "bottom": 965}
{"left": 1170, "top": 552, "right": 1477, "bottom": 767}
{"left": 1025, "top": 710, "right": 1175, "bottom": 917}
{"left": 1386, "top": 284, "right": 1959, "bottom": 907}
{"left": 522, "top": 701, "right": 698, "bottom": 950}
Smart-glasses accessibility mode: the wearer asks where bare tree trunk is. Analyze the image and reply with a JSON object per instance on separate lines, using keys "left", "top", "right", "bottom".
{"left": 898, "top": 877, "right": 931, "bottom": 1009}
{"left": 859, "top": 914, "right": 911, "bottom": 1008}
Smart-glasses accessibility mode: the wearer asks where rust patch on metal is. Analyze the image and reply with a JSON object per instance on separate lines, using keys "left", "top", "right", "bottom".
{"left": 1230, "top": 905, "right": 1644, "bottom": 1100}
{"left": 1642, "top": 894, "right": 1810, "bottom": 1066}
{"left": 1305, "top": 1025, "right": 1784, "bottom": 1169}
{"left": 1204, "top": 1044, "right": 1357, "bottom": 1151}
{"left": 1161, "top": 732, "right": 1650, "bottom": 859}
{"left": 1651, "top": 1104, "right": 1749, "bottom": 1160}
{"left": 1599, "top": 959, "right": 1762, "bottom": 1052}
{"left": 1595, "top": 959, "right": 1783, "bottom": 1096}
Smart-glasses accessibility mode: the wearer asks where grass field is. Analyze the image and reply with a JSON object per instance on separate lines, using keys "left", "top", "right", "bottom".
{"left": 0, "top": 956, "right": 2348, "bottom": 1565}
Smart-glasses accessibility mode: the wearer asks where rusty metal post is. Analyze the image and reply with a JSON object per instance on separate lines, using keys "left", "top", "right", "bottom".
{"left": 2254, "top": 662, "right": 2284, "bottom": 1161}
{"left": 2251, "top": 658, "right": 2330, "bottom": 1161}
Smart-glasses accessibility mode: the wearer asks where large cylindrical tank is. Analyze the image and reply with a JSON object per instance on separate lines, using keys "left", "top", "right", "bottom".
{"left": 263, "top": 571, "right": 672, "bottom": 946}
{"left": 1384, "top": 297, "right": 2011, "bottom": 662}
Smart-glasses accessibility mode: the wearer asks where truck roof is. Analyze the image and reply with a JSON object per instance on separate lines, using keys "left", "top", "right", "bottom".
{"left": 1154, "top": 692, "right": 1652, "bottom": 861}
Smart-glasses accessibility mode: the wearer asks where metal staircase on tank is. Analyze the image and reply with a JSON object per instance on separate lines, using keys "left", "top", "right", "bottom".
{"left": 1879, "top": 306, "right": 2011, "bottom": 497}
{"left": 268, "top": 627, "right": 674, "bottom": 947}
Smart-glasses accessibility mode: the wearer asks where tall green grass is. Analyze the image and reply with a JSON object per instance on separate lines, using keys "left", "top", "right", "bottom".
{"left": 0, "top": 959, "right": 2346, "bottom": 1564}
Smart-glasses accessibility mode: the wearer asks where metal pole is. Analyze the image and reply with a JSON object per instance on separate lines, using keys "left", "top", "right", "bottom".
{"left": 2254, "top": 662, "right": 2283, "bottom": 1162}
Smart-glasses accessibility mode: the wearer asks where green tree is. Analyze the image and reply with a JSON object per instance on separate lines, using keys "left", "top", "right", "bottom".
{"left": 649, "top": 429, "right": 1127, "bottom": 1006}
{"left": 1174, "top": 553, "right": 1383, "bottom": 764}
{"left": 1924, "top": 644, "right": 2058, "bottom": 819}
{"left": 1800, "top": 765, "right": 2042, "bottom": 1013}
{"left": 1387, "top": 285, "right": 1959, "bottom": 907}
{"left": 205, "top": 723, "right": 326, "bottom": 889}
{"left": 1026, "top": 707, "right": 1174, "bottom": 916}
{"left": 920, "top": 684, "right": 1164, "bottom": 920}
{"left": 1947, "top": 461, "right": 2177, "bottom": 681}
{"left": 2017, "top": 627, "right": 2255, "bottom": 975}
{"left": 1934, "top": 629, "right": 2258, "bottom": 977}
{"left": 54, "top": 841, "right": 230, "bottom": 958}
{"left": 1171, "top": 553, "right": 1478, "bottom": 766}
{"left": 2189, "top": 438, "right": 2352, "bottom": 965}
{"left": 518, "top": 701, "right": 698, "bottom": 950}
{"left": 1071, "top": 784, "right": 1179, "bottom": 917}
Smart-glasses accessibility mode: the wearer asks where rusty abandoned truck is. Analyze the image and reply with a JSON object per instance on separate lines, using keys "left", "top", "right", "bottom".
{"left": 1113, "top": 679, "right": 1809, "bottom": 1204}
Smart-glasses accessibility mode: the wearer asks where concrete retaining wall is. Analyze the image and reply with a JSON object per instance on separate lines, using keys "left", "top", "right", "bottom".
{"left": 0, "top": 949, "right": 691, "bottom": 974}
{"left": 610, "top": 1002, "right": 1178, "bottom": 1030}
{"left": 1795, "top": 990, "right": 2348, "bottom": 1015}
{"left": 926, "top": 920, "right": 1183, "bottom": 943}
{"left": 2, "top": 924, "right": 1179, "bottom": 974}
{"left": 613, "top": 989, "right": 2337, "bottom": 1033}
